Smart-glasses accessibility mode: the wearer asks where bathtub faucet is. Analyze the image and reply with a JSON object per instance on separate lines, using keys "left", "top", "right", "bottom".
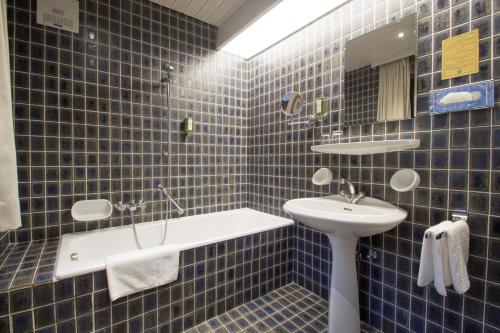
{"left": 114, "top": 200, "right": 146, "bottom": 213}
{"left": 157, "top": 184, "right": 184, "bottom": 215}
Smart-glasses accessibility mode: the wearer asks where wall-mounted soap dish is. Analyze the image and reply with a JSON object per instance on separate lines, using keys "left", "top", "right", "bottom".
{"left": 390, "top": 169, "right": 420, "bottom": 192}
{"left": 312, "top": 168, "right": 333, "bottom": 185}
{"left": 71, "top": 199, "right": 113, "bottom": 221}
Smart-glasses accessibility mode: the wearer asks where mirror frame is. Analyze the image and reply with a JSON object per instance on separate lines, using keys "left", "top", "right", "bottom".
{"left": 281, "top": 92, "right": 304, "bottom": 116}
{"left": 343, "top": 13, "right": 417, "bottom": 126}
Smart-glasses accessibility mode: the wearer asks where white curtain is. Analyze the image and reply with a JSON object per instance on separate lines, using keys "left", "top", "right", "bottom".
{"left": 0, "top": 1, "right": 21, "bottom": 232}
{"left": 377, "top": 57, "right": 411, "bottom": 122}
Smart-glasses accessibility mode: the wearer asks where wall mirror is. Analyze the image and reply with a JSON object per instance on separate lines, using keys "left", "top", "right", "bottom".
{"left": 281, "top": 92, "right": 304, "bottom": 116}
{"left": 344, "top": 13, "right": 417, "bottom": 125}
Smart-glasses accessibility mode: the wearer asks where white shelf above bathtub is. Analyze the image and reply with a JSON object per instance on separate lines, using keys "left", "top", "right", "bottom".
{"left": 311, "top": 139, "right": 420, "bottom": 155}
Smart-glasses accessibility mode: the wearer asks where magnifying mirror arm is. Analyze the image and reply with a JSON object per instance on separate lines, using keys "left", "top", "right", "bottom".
{"left": 288, "top": 115, "right": 317, "bottom": 128}
{"left": 288, "top": 113, "right": 327, "bottom": 129}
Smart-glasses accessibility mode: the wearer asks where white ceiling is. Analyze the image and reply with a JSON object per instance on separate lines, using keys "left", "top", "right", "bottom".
{"left": 150, "top": 0, "right": 247, "bottom": 26}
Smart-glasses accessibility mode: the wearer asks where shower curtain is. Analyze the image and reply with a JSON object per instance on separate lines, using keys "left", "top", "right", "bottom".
{"left": 377, "top": 57, "right": 411, "bottom": 122}
{"left": 0, "top": 0, "right": 21, "bottom": 232}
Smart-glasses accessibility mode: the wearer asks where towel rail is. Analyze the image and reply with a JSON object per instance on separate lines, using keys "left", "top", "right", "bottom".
{"left": 424, "top": 211, "right": 468, "bottom": 239}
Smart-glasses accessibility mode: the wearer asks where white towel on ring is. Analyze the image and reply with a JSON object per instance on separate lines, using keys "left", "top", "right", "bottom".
{"left": 417, "top": 221, "right": 453, "bottom": 296}
{"left": 447, "top": 220, "right": 470, "bottom": 294}
{"left": 432, "top": 221, "right": 453, "bottom": 296}
{"left": 106, "top": 245, "right": 180, "bottom": 301}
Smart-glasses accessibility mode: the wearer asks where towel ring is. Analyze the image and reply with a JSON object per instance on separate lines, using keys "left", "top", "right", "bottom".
{"left": 451, "top": 212, "right": 468, "bottom": 222}
{"left": 424, "top": 211, "right": 468, "bottom": 239}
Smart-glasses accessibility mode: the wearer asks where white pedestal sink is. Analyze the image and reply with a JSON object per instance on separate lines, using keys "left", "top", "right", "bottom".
{"left": 284, "top": 195, "right": 407, "bottom": 333}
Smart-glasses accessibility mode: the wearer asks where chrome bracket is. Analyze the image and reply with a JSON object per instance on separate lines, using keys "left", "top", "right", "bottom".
{"left": 356, "top": 250, "right": 378, "bottom": 260}
{"left": 288, "top": 115, "right": 317, "bottom": 128}
{"left": 451, "top": 211, "right": 468, "bottom": 222}
{"left": 288, "top": 113, "right": 328, "bottom": 129}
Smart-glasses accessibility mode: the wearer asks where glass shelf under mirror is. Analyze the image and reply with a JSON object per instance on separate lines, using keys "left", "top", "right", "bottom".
{"left": 311, "top": 139, "right": 420, "bottom": 155}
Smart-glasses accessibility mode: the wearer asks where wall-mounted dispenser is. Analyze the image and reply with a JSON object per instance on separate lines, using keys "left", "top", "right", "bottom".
{"left": 36, "top": 0, "right": 79, "bottom": 33}
{"left": 430, "top": 80, "right": 494, "bottom": 114}
{"left": 314, "top": 98, "right": 327, "bottom": 118}
{"left": 183, "top": 117, "right": 193, "bottom": 136}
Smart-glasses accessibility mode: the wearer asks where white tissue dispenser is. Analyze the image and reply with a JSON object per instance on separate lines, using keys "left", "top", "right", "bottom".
{"left": 430, "top": 80, "right": 494, "bottom": 114}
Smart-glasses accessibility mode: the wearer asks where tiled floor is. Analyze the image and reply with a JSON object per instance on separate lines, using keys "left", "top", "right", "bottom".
{"left": 187, "top": 283, "right": 380, "bottom": 333}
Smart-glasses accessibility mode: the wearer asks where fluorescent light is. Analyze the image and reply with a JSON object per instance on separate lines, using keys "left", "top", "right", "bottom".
{"left": 221, "top": 0, "right": 349, "bottom": 59}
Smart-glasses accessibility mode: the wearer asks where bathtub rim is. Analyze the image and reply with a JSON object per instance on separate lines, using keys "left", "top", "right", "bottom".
{"left": 54, "top": 208, "right": 293, "bottom": 280}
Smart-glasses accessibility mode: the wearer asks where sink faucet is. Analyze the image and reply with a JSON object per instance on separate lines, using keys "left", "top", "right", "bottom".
{"left": 339, "top": 178, "right": 365, "bottom": 204}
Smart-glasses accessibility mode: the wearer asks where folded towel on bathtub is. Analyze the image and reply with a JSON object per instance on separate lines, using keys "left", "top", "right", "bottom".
{"left": 105, "top": 245, "right": 180, "bottom": 301}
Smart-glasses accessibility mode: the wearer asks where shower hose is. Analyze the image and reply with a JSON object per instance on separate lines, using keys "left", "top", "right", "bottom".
{"left": 128, "top": 208, "right": 168, "bottom": 250}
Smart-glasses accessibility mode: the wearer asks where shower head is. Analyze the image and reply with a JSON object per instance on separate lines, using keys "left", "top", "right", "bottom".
{"left": 161, "top": 65, "right": 175, "bottom": 84}
{"left": 162, "top": 65, "right": 175, "bottom": 73}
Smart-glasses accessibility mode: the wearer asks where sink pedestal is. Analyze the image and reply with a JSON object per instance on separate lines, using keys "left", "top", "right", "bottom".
{"left": 327, "top": 233, "right": 359, "bottom": 333}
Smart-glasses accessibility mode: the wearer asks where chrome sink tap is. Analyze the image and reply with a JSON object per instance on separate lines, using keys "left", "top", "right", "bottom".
{"left": 339, "top": 178, "right": 366, "bottom": 204}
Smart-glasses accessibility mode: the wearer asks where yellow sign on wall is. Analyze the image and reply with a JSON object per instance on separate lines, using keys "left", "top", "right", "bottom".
{"left": 442, "top": 30, "right": 479, "bottom": 80}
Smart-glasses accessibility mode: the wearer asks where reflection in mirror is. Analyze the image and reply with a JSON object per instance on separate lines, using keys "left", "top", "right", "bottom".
{"left": 344, "top": 13, "right": 417, "bottom": 125}
{"left": 281, "top": 92, "right": 303, "bottom": 116}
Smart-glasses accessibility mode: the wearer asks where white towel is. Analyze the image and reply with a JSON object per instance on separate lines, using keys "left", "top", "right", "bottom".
{"left": 417, "top": 221, "right": 453, "bottom": 296}
{"left": 106, "top": 245, "right": 180, "bottom": 301}
{"left": 432, "top": 222, "right": 453, "bottom": 296}
{"left": 0, "top": 0, "right": 21, "bottom": 232}
{"left": 447, "top": 220, "right": 470, "bottom": 294}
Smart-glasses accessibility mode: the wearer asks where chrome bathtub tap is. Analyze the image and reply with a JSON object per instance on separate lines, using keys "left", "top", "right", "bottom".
{"left": 114, "top": 200, "right": 146, "bottom": 213}
{"left": 130, "top": 200, "right": 146, "bottom": 212}
{"left": 339, "top": 178, "right": 366, "bottom": 204}
{"left": 157, "top": 184, "right": 184, "bottom": 215}
{"left": 114, "top": 201, "right": 127, "bottom": 212}
{"left": 114, "top": 199, "right": 147, "bottom": 249}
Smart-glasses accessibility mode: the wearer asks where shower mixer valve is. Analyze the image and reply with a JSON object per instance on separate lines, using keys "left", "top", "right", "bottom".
{"left": 114, "top": 200, "right": 146, "bottom": 213}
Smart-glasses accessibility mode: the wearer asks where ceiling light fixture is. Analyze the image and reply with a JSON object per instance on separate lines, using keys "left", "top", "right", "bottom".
{"left": 221, "top": 0, "right": 350, "bottom": 59}
{"left": 398, "top": 32, "right": 405, "bottom": 38}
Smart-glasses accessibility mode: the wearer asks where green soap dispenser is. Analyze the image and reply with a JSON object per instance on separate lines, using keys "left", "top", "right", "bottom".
{"left": 183, "top": 117, "right": 193, "bottom": 136}
{"left": 314, "top": 98, "right": 327, "bottom": 117}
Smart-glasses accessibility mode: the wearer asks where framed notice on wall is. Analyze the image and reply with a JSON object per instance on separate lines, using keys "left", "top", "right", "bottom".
{"left": 441, "top": 30, "right": 479, "bottom": 80}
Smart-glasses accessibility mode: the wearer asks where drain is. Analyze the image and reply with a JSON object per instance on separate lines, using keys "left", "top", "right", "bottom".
{"left": 70, "top": 253, "right": 78, "bottom": 261}
{"left": 343, "top": 207, "right": 352, "bottom": 211}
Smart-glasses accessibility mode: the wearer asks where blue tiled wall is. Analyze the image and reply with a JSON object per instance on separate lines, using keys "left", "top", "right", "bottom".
{"left": 248, "top": 0, "right": 500, "bottom": 332}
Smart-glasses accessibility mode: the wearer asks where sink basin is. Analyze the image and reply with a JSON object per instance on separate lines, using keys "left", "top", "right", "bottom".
{"left": 283, "top": 195, "right": 406, "bottom": 237}
{"left": 283, "top": 195, "right": 407, "bottom": 333}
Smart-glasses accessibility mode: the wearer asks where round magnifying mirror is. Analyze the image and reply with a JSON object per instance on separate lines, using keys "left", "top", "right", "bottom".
{"left": 281, "top": 92, "right": 303, "bottom": 116}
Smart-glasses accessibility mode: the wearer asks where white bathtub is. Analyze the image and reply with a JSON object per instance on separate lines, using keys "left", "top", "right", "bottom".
{"left": 54, "top": 208, "right": 293, "bottom": 280}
